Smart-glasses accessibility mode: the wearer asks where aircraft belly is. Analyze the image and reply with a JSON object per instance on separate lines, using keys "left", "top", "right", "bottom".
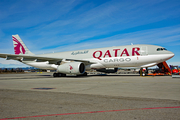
{"left": 87, "top": 63, "right": 106, "bottom": 69}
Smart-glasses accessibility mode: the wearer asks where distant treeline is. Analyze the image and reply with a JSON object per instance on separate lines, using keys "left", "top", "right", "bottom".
{"left": 0, "top": 68, "right": 24, "bottom": 73}
{"left": 0, "top": 67, "right": 53, "bottom": 73}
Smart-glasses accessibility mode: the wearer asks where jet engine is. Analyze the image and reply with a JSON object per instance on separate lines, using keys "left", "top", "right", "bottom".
{"left": 57, "top": 62, "right": 85, "bottom": 74}
{"left": 96, "top": 68, "right": 118, "bottom": 73}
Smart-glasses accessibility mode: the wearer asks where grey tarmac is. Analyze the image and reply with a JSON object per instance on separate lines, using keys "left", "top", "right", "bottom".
{"left": 0, "top": 73, "right": 180, "bottom": 120}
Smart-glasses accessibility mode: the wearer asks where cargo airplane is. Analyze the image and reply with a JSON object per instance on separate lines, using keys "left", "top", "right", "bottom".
{"left": 0, "top": 35, "right": 174, "bottom": 77}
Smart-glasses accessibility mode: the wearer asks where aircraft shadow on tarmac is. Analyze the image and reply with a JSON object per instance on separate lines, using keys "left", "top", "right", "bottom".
{"left": 88, "top": 74, "right": 140, "bottom": 77}
{"left": 37, "top": 74, "right": 140, "bottom": 78}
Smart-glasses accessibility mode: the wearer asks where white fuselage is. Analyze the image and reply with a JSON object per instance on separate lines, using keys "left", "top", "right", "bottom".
{"left": 23, "top": 44, "right": 174, "bottom": 70}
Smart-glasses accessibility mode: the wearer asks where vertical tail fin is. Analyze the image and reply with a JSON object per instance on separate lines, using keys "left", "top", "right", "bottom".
{"left": 12, "top": 34, "right": 34, "bottom": 55}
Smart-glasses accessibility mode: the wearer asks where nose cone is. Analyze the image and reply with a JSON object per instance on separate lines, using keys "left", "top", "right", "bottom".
{"left": 167, "top": 51, "right": 174, "bottom": 60}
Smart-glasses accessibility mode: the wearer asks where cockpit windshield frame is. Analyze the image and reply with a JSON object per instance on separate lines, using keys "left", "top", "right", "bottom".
{"left": 157, "top": 48, "right": 167, "bottom": 51}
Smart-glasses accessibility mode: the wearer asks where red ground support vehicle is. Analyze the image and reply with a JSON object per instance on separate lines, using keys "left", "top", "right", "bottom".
{"left": 148, "top": 61, "right": 171, "bottom": 76}
{"left": 171, "top": 65, "right": 180, "bottom": 75}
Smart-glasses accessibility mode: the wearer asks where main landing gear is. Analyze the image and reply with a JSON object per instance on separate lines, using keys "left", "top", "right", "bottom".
{"left": 53, "top": 72, "right": 88, "bottom": 77}
{"left": 77, "top": 72, "right": 88, "bottom": 77}
{"left": 53, "top": 73, "right": 66, "bottom": 77}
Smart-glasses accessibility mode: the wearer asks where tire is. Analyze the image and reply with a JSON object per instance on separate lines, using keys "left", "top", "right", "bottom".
{"left": 83, "top": 72, "right": 87, "bottom": 76}
{"left": 59, "top": 73, "right": 66, "bottom": 77}
{"left": 53, "top": 73, "right": 57, "bottom": 77}
{"left": 77, "top": 72, "right": 88, "bottom": 77}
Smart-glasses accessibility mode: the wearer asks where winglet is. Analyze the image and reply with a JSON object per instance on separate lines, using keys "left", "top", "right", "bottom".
{"left": 12, "top": 34, "right": 34, "bottom": 55}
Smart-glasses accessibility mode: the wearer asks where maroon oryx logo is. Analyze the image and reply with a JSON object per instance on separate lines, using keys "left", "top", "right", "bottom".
{"left": 69, "top": 65, "right": 73, "bottom": 70}
{"left": 13, "top": 36, "right": 26, "bottom": 54}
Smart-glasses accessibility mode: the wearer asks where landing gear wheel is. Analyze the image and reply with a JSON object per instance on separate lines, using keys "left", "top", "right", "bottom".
{"left": 77, "top": 72, "right": 88, "bottom": 77}
{"left": 60, "top": 73, "right": 66, "bottom": 77}
{"left": 83, "top": 72, "right": 87, "bottom": 76}
{"left": 53, "top": 73, "right": 66, "bottom": 77}
{"left": 145, "top": 69, "right": 148, "bottom": 76}
{"left": 139, "top": 68, "right": 149, "bottom": 76}
{"left": 53, "top": 73, "right": 57, "bottom": 77}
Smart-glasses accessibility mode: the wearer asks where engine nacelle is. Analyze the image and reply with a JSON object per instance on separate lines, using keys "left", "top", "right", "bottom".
{"left": 96, "top": 68, "right": 118, "bottom": 73}
{"left": 57, "top": 62, "right": 85, "bottom": 74}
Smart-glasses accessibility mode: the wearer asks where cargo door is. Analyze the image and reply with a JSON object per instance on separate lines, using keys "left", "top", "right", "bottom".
{"left": 141, "top": 46, "right": 147, "bottom": 56}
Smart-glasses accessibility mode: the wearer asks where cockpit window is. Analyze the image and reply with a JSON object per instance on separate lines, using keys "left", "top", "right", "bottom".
{"left": 157, "top": 48, "right": 167, "bottom": 51}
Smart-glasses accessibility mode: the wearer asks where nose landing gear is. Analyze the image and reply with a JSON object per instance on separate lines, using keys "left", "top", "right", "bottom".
{"left": 140, "top": 68, "right": 148, "bottom": 76}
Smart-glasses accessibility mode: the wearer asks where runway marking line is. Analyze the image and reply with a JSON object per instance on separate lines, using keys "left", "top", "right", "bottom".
{"left": 1, "top": 106, "right": 180, "bottom": 120}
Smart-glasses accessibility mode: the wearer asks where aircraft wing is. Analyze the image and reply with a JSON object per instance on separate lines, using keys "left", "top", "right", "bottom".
{"left": 0, "top": 53, "right": 94, "bottom": 65}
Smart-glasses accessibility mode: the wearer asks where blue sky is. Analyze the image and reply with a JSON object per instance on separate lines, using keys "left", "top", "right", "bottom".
{"left": 0, "top": 0, "right": 180, "bottom": 68}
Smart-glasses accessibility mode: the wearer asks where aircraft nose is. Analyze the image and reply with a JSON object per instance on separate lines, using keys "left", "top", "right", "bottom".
{"left": 171, "top": 53, "right": 175, "bottom": 58}
{"left": 168, "top": 51, "right": 175, "bottom": 59}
